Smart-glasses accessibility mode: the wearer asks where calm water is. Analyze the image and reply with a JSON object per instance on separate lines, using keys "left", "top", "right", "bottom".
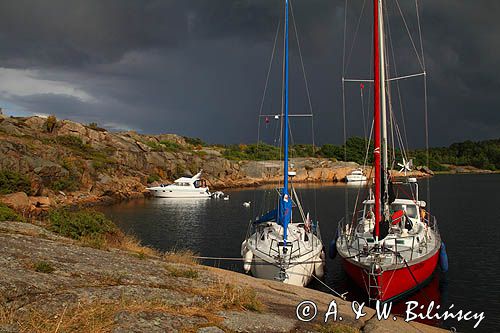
{"left": 101, "top": 174, "right": 500, "bottom": 332}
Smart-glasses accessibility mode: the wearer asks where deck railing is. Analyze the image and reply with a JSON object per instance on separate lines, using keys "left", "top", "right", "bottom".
{"left": 336, "top": 211, "right": 440, "bottom": 263}
{"left": 251, "top": 221, "right": 320, "bottom": 265}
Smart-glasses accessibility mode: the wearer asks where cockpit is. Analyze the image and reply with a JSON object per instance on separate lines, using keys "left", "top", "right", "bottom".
{"left": 363, "top": 202, "right": 419, "bottom": 221}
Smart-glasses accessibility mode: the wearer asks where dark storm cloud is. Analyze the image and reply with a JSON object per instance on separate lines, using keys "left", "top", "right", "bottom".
{"left": 0, "top": 0, "right": 497, "bottom": 147}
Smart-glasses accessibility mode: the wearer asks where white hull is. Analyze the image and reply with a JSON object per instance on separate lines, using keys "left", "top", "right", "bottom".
{"left": 250, "top": 251, "right": 322, "bottom": 286}
{"left": 242, "top": 222, "right": 325, "bottom": 287}
{"left": 147, "top": 171, "right": 211, "bottom": 198}
{"left": 346, "top": 175, "right": 367, "bottom": 182}
{"left": 148, "top": 188, "right": 211, "bottom": 198}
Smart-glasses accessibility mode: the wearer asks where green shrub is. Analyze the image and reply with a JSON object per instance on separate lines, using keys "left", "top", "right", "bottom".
{"left": 144, "top": 141, "right": 163, "bottom": 151}
{"left": 34, "top": 261, "right": 55, "bottom": 274}
{"left": 87, "top": 122, "right": 106, "bottom": 131}
{"left": 48, "top": 209, "right": 116, "bottom": 240}
{"left": 290, "top": 144, "right": 316, "bottom": 158}
{"left": 183, "top": 136, "right": 205, "bottom": 146}
{"left": 0, "top": 203, "right": 25, "bottom": 222}
{"left": 194, "top": 150, "right": 207, "bottom": 158}
{"left": 44, "top": 115, "right": 57, "bottom": 133}
{"left": 223, "top": 143, "right": 281, "bottom": 161}
{"left": 90, "top": 150, "right": 117, "bottom": 172}
{"left": 50, "top": 176, "right": 80, "bottom": 192}
{"left": 160, "top": 140, "right": 182, "bottom": 152}
{"left": 0, "top": 170, "right": 32, "bottom": 195}
{"left": 56, "top": 135, "right": 88, "bottom": 151}
{"left": 147, "top": 174, "right": 161, "bottom": 184}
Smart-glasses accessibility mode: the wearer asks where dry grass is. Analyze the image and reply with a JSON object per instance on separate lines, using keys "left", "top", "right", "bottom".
{"left": 189, "top": 279, "right": 265, "bottom": 313}
{"left": 0, "top": 301, "right": 116, "bottom": 333}
{"left": 107, "top": 232, "right": 160, "bottom": 258}
{"left": 33, "top": 261, "right": 55, "bottom": 274}
{"left": 80, "top": 230, "right": 196, "bottom": 264}
{"left": 163, "top": 249, "right": 198, "bottom": 265}
{"left": 79, "top": 234, "right": 107, "bottom": 249}
{"left": 0, "top": 306, "right": 15, "bottom": 327}
{"left": 314, "top": 323, "right": 361, "bottom": 333}
{"left": 0, "top": 270, "right": 262, "bottom": 332}
{"left": 0, "top": 296, "right": 226, "bottom": 333}
{"left": 165, "top": 264, "right": 199, "bottom": 279}
{"left": 77, "top": 231, "right": 160, "bottom": 258}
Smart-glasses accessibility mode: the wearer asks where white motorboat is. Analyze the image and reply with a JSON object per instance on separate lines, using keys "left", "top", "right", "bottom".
{"left": 146, "top": 171, "right": 211, "bottom": 198}
{"left": 346, "top": 168, "right": 367, "bottom": 183}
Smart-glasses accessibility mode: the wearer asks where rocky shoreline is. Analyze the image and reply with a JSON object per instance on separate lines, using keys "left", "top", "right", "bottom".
{"left": 0, "top": 220, "right": 446, "bottom": 333}
{"left": 0, "top": 114, "right": 433, "bottom": 216}
{"left": 0, "top": 114, "right": 462, "bottom": 332}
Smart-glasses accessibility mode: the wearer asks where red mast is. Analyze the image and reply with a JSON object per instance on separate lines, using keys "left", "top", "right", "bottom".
{"left": 373, "top": 0, "right": 381, "bottom": 241}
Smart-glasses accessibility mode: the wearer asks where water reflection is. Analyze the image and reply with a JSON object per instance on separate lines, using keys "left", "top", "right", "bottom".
{"left": 100, "top": 174, "right": 500, "bottom": 333}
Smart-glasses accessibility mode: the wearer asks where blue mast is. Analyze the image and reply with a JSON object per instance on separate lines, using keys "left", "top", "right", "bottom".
{"left": 281, "top": 0, "right": 291, "bottom": 246}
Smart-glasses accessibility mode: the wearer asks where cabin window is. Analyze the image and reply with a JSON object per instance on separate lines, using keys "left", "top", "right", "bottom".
{"left": 364, "top": 204, "right": 374, "bottom": 218}
{"left": 391, "top": 204, "right": 403, "bottom": 212}
{"left": 390, "top": 204, "right": 418, "bottom": 219}
{"left": 406, "top": 205, "right": 418, "bottom": 218}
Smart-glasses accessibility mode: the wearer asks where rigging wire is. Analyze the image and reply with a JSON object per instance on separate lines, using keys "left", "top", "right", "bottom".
{"left": 289, "top": 0, "right": 319, "bottom": 220}
{"left": 394, "top": 0, "right": 424, "bottom": 71}
{"left": 385, "top": 0, "right": 410, "bottom": 154}
{"left": 383, "top": 2, "right": 397, "bottom": 169}
{"left": 341, "top": 0, "right": 349, "bottom": 226}
{"left": 360, "top": 86, "right": 367, "bottom": 143}
{"left": 344, "top": 0, "right": 367, "bottom": 74}
{"left": 195, "top": 255, "right": 347, "bottom": 299}
{"left": 254, "top": 19, "right": 282, "bottom": 220}
{"left": 290, "top": 0, "right": 316, "bottom": 150}
{"left": 257, "top": 20, "right": 281, "bottom": 147}
{"left": 415, "top": 0, "right": 431, "bottom": 215}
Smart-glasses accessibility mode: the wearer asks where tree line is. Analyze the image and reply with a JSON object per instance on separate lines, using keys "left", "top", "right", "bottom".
{"left": 221, "top": 137, "right": 500, "bottom": 171}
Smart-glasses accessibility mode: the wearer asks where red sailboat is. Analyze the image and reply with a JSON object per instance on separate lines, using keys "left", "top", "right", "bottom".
{"left": 334, "top": 0, "right": 446, "bottom": 303}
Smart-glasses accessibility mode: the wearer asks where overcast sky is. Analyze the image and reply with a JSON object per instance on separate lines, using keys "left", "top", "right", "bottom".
{"left": 0, "top": 0, "right": 498, "bottom": 147}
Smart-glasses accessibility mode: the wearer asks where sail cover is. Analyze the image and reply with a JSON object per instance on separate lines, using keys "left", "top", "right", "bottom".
{"left": 254, "top": 209, "right": 277, "bottom": 224}
{"left": 278, "top": 193, "right": 292, "bottom": 227}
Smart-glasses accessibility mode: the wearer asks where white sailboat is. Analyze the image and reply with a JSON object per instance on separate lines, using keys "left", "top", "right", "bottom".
{"left": 240, "top": 0, "right": 325, "bottom": 287}
{"left": 146, "top": 170, "right": 211, "bottom": 198}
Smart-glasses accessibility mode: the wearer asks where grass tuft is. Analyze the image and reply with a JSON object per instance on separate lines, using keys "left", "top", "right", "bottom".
{"left": 163, "top": 249, "right": 198, "bottom": 266}
{"left": 314, "top": 324, "right": 360, "bottom": 333}
{"left": 165, "top": 265, "right": 199, "bottom": 279}
{"left": 34, "top": 261, "right": 55, "bottom": 274}
{"left": 0, "top": 203, "right": 25, "bottom": 222}
{"left": 106, "top": 232, "right": 160, "bottom": 257}
{"left": 194, "top": 281, "right": 264, "bottom": 312}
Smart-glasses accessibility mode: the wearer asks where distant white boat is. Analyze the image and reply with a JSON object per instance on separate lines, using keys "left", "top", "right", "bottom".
{"left": 346, "top": 168, "right": 367, "bottom": 183}
{"left": 147, "top": 171, "right": 211, "bottom": 198}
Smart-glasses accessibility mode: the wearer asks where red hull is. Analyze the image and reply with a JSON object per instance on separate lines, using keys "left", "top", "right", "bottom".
{"left": 342, "top": 251, "right": 440, "bottom": 302}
